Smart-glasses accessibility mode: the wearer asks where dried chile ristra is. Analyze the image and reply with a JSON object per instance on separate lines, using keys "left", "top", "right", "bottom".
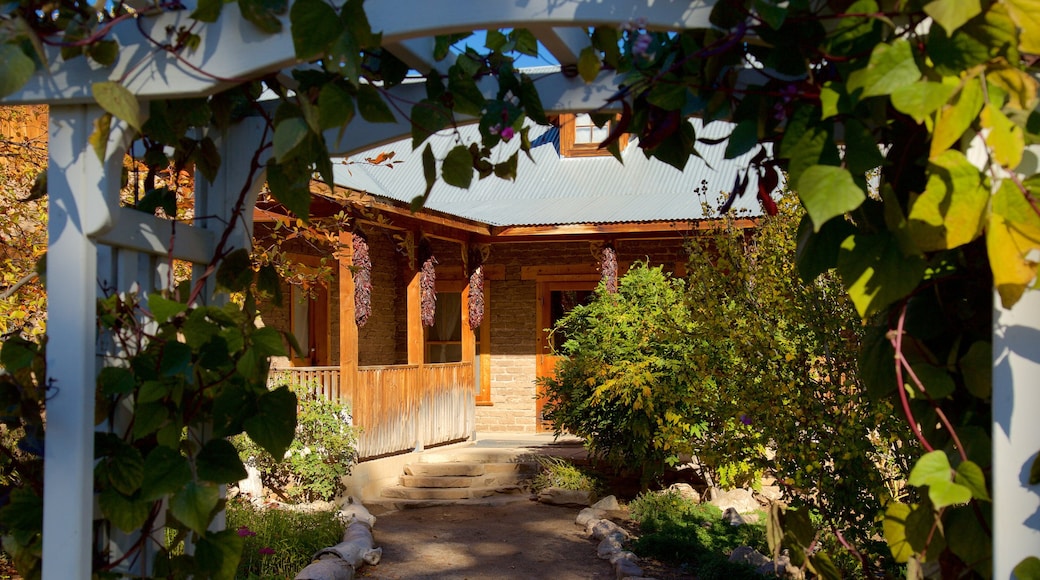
{"left": 468, "top": 265, "right": 484, "bottom": 329}
{"left": 352, "top": 232, "right": 372, "bottom": 327}
{"left": 602, "top": 245, "right": 618, "bottom": 294}
{"left": 420, "top": 255, "right": 438, "bottom": 327}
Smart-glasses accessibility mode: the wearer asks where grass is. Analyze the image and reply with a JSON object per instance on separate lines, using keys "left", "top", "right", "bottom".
{"left": 226, "top": 498, "right": 343, "bottom": 580}
{"left": 627, "top": 489, "right": 771, "bottom": 580}
{"left": 530, "top": 455, "right": 604, "bottom": 495}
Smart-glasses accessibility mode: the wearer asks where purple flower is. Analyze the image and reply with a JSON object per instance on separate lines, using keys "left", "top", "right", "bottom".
{"left": 740, "top": 414, "right": 752, "bottom": 426}
{"left": 237, "top": 526, "right": 256, "bottom": 537}
{"left": 258, "top": 546, "right": 275, "bottom": 555}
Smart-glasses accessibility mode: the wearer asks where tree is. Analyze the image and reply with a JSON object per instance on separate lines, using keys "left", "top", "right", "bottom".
{"left": 0, "top": 106, "right": 47, "bottom": 340}
{"left": 1, "top": 0, "right": 1038, "bottom": 576}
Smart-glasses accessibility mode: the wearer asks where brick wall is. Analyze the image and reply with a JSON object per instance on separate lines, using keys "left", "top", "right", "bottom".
{"left": 357, "top": 234, "right": 406, "bottom": 366}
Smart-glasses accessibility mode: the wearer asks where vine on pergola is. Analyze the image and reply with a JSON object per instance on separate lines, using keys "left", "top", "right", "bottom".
{"left": 2, "top": 0, "right": 1040, "bottom": 577}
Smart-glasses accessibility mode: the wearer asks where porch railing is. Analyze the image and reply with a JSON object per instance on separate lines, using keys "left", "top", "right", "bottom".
{"left": 272, "top": 362, "right": 474, "bottom": 459}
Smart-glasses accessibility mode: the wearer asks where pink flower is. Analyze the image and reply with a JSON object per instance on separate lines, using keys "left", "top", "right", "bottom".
{"left": 500, "top": 126, "right": 515, "bottom": 141}
{"left": 258, "top": 547, "right": 275, "bottom": 555}
{"left": 237, "top": 526, "right": 256, "bottom": 537}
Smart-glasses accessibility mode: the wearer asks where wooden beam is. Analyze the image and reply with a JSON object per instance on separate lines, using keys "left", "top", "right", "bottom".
{"left": 491, "top": 218, "right": 758, "bottom": 238}
{"left": 476, "top": 280, "right": 492, "bottom": 406}
{"left": 461, "top": 283, "right": 475, "bottom": 366}
{"left": 338, "top": 232, "right": 358, "bottom": 402}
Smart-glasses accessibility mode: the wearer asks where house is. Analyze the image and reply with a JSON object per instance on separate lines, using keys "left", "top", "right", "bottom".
{"left": 253, "top": 114, "right": 763, "bottom": 462}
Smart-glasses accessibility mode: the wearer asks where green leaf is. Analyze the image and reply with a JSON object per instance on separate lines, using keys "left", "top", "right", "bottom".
{"left": 959, "top": 341, "right": 992, "bottom": 398}
{"left": 272, "top": 117, "right": 310, "bottom": 163}
{"left": 909, "top": 450, "right": 953, "bottom": 488}
{"left": 577, "top": 46, "right": 600, "bottom": 84}
{"left": 946, "top": 506, "right": 992, "bottom": 568}
{"left": 252, "top": 326, "right": 287, "bottom": 358}
{"left": 411, "top": 99, "right": 452, "bottom": 148}
{"left": 842, "top": 118, "right": 884, "bottom": 175}
{"left": 419, "top": 143, "right": 436, "bottom": 203}
{"left": 846, "top": 39, "right": 920, "bottom": 99}
{"left": 891, "top": 82, "right": 958, "bottom": 125}
{"left": 753, "top": 0, "right": 787, "bottom": 29}
{"left": 512, "top": 28, "right": 538, "bottom": 56}
{"left": 90, "top": 112, "right": 112, "bottom": 161}
{"left": 836, "top": 232, "right": 927, "bottom": 318}
{"left": 140, "top": 447, "right": 193, "bottom": 501}
{"left": 197, "top": 439, "right": 248, "bottom": 484}
{"left": 197, "top": 136, "right": 221, "bottom": 184}
{"left": 160, "top": 341, "right": 193, "bottom": 378}
{"left": 88, "top": 40, "right": 119, "bottom": 67}
{"left": 981, "top": 102, "right": 1025, "bottom": 168}
{"left": 93, "top": 81, "right": 144, "bottom": 133}
{"left": 860, "top": 324, "right": 897, "bottom": 398}
{"left": 243, "top": 386, "right": 297, "bottom": 459}
{"left": 925, "top": 0, "right": 982, "bottom": 35}
{"left": 442, "top": 145, "right": 473, "bottom": 189}
{"left": 357, "top": 84, "right": 396, "bottom": 123}
{"left": 1014, "top": 557, "right": 1040, "bottom": 580}
{"left": 318, "top": 84, "right": 355, "bottom": 130}
{"left": 266, "top": 160, "right": 312, "bottom": 219}
{"left": 105, "top": 442, "right": 145, "bottom": 495}
{"left": 796, "top": 165, "right": 865, "bottom": 231}
{"left": 1008, "top": 0, "right": 1040, "bottom": 53}
{"left": 987, "top": 179, "right": 1040, "bottom": 308}
{"left": 647, "top": 82, "right": 688, "bottom": 111}
{"left": 98, "top": 488, "right": 152, "bottom": 533}
{"left": 931, "top": 77, "right": 984, "bottom": 158}
{"left": 883, "top": 502, "right": 914, "bottom": 563}
{"left": 238, "top": 0, "right": 286, "bottom": 34}
{"left": 148, "top": 294, "right": 187, "bottom": 324}
{"left": 1, "top": 337, "right": 36, "bottom": 371}
{"left": 290, "top": 0, "right": 340, "bottom": 60}
{"left": 98, "top": 366, "right": 135, "bottom": 396}
{"left": 216, "top": 248, "right": 253, "bottom": 293}
{"left": 907, "top": 363, "right": 955, "bottom": 399}
{"left": 133, "top": 402, "right": 169, "bottom": 439}
{"left": 195, "top": 530, "right": 244, "bottom": 580}
{"left": 170, "top": 481, "right": 220, "bottom": 536}
{"left": 904, "top": 500, "right": 938, "bottom": 553}
{"left": 724, "top": 119, "right": 758, "bottom": 159}
{"left": 190, "top": 0, "right": 222, "bottom": 22}
{"left": 808, "top": 552, "right": 842, "bottom": 580}
{"left": 0, "top": 45, "right": 36, "bottom": 99}
{"left": 954, "top": 460, "right": 990, "bottom": 501}
{"left": 518, "top": 74, "right": 546, "bottom": 125}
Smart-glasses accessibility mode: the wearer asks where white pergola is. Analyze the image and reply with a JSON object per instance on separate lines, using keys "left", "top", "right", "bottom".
{"left": 2, "top": 1, "right": 1037, "bottom": 577}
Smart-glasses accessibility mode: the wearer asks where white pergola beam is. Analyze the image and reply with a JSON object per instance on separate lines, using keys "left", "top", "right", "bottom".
{"left": 97, "top": 208, "right": 216, "bottom": 264}
{"left": 385, "top": 38, "right": 457, "bottom": 75}
{"left": 3, "top": 0, "right": 717, "bottom": 105}
{"left": 528, "top": 25, "right": 590, "bottom": 65}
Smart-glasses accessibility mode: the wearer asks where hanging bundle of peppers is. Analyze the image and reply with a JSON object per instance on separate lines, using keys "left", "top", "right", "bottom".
{"left": 601, "top": 244, "right": 618, "bottom": 294}
{"left": 352, "top": 232, "right": 372, "bottom": 327}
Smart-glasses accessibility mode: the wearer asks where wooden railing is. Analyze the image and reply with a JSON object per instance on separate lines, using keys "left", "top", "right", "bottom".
{"left": 272, "top": 362, "right": 474, "bottom": 459}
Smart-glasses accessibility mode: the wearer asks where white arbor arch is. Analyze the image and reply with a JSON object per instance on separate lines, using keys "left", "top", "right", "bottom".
{"left": 2, "top": 1, "right": 1037, "bottom": 578}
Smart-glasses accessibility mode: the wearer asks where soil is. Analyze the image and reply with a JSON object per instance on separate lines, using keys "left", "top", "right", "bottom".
{"left": 355, "top": 499, "right": 694, "bottom": 580}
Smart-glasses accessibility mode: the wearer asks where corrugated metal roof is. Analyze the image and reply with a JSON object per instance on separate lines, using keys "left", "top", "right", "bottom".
{"left": 332, "top": 118, "right": 768, "bottom": 227}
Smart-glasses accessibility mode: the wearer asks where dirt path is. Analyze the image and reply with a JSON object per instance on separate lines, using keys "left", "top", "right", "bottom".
{"left": 356, "top": 500, "right": 616, "bottom": 580}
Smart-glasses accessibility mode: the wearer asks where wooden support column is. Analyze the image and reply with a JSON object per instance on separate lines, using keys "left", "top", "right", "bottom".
{"left": 338, "top": 232, "right": 358, "bottom": 403}
{"left": 407, "top": 270, "right": 424, "bottom": 365}
{"left": 461, "top": 283, "right": 475, "bottom": 366}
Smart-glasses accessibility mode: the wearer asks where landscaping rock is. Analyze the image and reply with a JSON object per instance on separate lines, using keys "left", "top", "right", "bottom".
{"left": 757, "top": 484, "right": 784, "bottom": 502}
{"left": 722, "top": 507, "right": 746, "bottom": 526}
{"left": 709, "top": 487, "right": 760, "bottom": 513}
{"left": 587, "top": 518, "right": 630, "bottom": 541}
{"left": 591, "top": 495, "right": 621, "bottom": 511}
{"left": 538, "top": 487, "right": 595, "bottom": 507}
{"left": 666, "top": 482, "right": 701, "bottom": 503}
{"left": 729, "top": 546, "right": 771, "bottom": 568}
{"left": 576, "top": 507, "right": 601, "bottom": 528}
{"left": 598, "top": 535, "right": 624, "bottom": 559}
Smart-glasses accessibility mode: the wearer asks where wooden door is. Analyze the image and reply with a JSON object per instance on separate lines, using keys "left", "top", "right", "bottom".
{"left": 535, "top": 281, "right": 596, "bottom": 432}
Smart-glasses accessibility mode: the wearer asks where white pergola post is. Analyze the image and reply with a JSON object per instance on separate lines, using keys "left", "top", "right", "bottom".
{"left": 993, "top": 287, "right": 1040, "bottom": 577}
{"left": 43, "top": 104, "right": 134, "bottom": 580}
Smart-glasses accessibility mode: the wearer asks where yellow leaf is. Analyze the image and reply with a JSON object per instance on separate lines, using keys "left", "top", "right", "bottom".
{"left": 931, "top": 77, "right": 984, "bottom": 159}
{"left": 981, "top": 103, "right": 1025, "bottom": 168}
{"left": 1006, "top": 0, "right": 1040, "bottom": 54}
{"left": 986, "top": 66, "right": 1039, "bottom": 110}
{"left": 987, "top": 180, "right": 1040, "bottom": 307}
{"left": 908, "top": 150, "right": 989, "bottom": 250}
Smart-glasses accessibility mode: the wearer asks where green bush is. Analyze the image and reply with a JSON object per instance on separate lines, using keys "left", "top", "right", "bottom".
{"left": 226, "top": 498, "right": 343, "bottom": 579}
{"left": 530, "top": 455, "right": 604, "bottom": 495}
{"left": 540, "top": 262, "right": 710, "bottom": 484}
{"left": 628, "top": 490, "right": 767, "bottom": 578}
{"left": 233, "top": 381, "right": 358, "bottom": 503}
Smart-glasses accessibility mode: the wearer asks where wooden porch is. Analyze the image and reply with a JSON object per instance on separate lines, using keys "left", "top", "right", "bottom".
{"left": 276, "top": 361, "right": 475, "bottom": 460}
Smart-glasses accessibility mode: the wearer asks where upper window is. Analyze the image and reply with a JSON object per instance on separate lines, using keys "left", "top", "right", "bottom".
{"left": 558, "top": 113, "right": 628, "bottom": 158}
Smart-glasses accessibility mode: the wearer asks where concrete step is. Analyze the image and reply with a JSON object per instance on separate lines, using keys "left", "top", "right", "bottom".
{"left": 417, "top": 448, "right": 538, "bottom": 464}
{"left": 404, "top": 462, "right": 486, "bottom": 477}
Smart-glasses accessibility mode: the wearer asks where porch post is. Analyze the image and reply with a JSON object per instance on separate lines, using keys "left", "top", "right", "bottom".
{"left": 43, "top": 104, "right": 132, "bottom": 580}
{"left": 338, "top": 232, "right": 358, "bottom": 403}
{"left": 992, "top": 286, "right": 1040, "bottom": 577}
{"left": 406, "top": 269, "right": 423, "bottom": 451}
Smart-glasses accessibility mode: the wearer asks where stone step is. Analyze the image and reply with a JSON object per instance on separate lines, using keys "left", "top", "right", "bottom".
{"left": 417, "top": 448, "right": 537, "bottom": 465}
{"left": 399, "top": 472, "right": 532, "bottom": 489}
{"left": 404, "top": 462, "right": 486, "bottom": 477}
{"left": 381, "top": 485, "right": 524, "bottom": 501}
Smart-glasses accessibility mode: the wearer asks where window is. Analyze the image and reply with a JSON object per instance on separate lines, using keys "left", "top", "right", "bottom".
{"left": 558, "top": 113, "right": 629, "bottom": 157}
{"left": 426, "top": 292, "right": 463, "bottom": 363}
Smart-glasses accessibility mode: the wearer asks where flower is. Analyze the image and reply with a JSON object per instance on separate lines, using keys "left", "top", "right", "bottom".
{"left": 237, "top": 526, "right": 256, "bottom": 537}
{"left": 739, "top": 414, "right": 752, "bottom": 426}
{"left": 258, "top": 547, "right": 275, "bottom": 555}
{"left": 500, "top": 126, "right": 515, "bottom": 141}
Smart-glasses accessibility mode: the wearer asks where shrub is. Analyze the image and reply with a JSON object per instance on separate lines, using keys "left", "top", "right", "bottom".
{"left": 628, "top": 490, "right": 767, "bottom": 578}
{"left": 233, "top": 381, "right": 359, "bottom": 503}
{"left": 226, "top": 497, "right": 343, "bottom": 579}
